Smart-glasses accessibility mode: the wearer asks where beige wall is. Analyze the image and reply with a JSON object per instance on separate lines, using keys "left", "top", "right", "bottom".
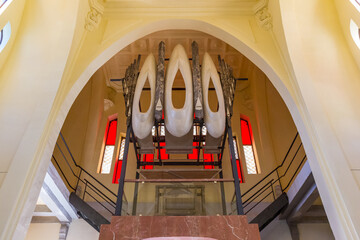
{"left": 24, "top": 223, "right": 60, "bottom": 240}
{"left": 66, "top": 219, "right": 99, "bottom": 240}
{"left": 261, "top": 219, "right": 334, "bottom": 240}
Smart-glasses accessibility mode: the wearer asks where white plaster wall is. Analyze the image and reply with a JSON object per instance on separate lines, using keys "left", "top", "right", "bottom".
{"left": 66, "top": 219, "right": 99, "bottom": 240}
{"left": 0, "top": 0, "right": 80, "bottom": 239}
{"left": 279, "top": 0, "right": 360, "bottom": 239}
{"left": 298, "top": 223, "right": 335, "bottom": 240}
{"left": 261, "top": 219, "right": 335, "bottom": 240}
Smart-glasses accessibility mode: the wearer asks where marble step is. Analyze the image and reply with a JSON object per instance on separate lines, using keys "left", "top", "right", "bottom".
{"left": 99, "top": 215, "right": 260, "bottom": 240}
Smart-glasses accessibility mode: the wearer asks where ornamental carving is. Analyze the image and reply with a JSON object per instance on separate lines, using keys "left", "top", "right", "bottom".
{"left": 85, "top": 0, "right": 104, "bottom": 32}
{"left": 255, "top": 7, "right": 272, "bottom": 31}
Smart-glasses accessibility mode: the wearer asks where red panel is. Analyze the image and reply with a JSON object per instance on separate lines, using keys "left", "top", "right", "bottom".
{"left": 236, "top": 160, "right": 244, "bottom": 183}
{"left": 240, "top": 119, "right": 252, "bottom": 145}
{"left": 187, "top": 142, "right": 198, "bottom": 160}
{"left": 144, "top": 154, "right": 154, "bottom": 170}
{"left": 159, "top": 142, "right": 169, "bottom": 160}
{"left": 112, "top": 160, "right": 122, "bottom": 184}
{"left": 203, "top": 151, "right": 214, "bottom": 169}
{"left": 106, "top": 120, "right": 118, "bottom": 145}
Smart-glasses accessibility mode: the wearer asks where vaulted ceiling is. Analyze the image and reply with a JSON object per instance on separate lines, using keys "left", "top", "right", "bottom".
{"left": 99, "top": 30, "right": 259, "bottom": 92}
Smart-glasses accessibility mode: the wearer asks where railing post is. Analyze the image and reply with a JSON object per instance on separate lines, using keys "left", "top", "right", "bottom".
{"left": 115, "top": 125, "right": 132, "bottom": 215}
{"left": 276, "top": 169, "right": 283, "bottom": 192}
{"left": 83, "top": 180, "right": 88, "bottom": 200}
{"left": 270, "top": 180, "right": 276, "bottom": 200}
{"left": 227, "top": 124, "right": 244, "bottom": 215}
{"left": 219, "top": 170, "right": 227, "bottom": 215}
{"left": 76, "top": 168, "right": 82, "bottom": 192}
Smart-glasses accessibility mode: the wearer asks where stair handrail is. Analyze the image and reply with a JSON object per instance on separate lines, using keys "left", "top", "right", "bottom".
{"left": 233, "top": 132, "right": 307, "bottom": 216}
{"left": 241, "top": 132, "right": 299, "bottom": 198}
{"left": 52, "top": 132, "right": 130, "bottom": 216}
{"left": 58, "top": 132, "right": 117, "bottom": 198}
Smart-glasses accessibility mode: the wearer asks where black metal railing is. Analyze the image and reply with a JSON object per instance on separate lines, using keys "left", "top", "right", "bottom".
{"left": 52, "top": 132, "right": 128, "bottom": 218}
{"left": 231, "top": 132, "right": 307, "bottom": 216}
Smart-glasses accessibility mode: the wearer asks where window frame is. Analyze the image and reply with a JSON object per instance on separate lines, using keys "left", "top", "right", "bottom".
{"left": 99, "top": 118, "right": 118, "bottom": 174}
{"left": 112, "top": 134, "right": 126, "bottom": 183}
{"left": 240, "top": 117, "right": 259, "bottom": 175}
{"left": 232, "top": 135, "right": 244, "bottom": 183}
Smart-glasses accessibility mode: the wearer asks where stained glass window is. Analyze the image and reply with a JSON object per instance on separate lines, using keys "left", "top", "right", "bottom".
{"left": 240, "top": 119, "right": 258, "bottom": 174}
{"left": 100, "top": 119, "right": 117, "bottom": 174}
{"left": 112, "top": 136, "right": 125, "bottom": 183}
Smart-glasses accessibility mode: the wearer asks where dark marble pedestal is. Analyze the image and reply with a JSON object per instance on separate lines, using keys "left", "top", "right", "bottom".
{"left": 99, "top": 215, "right": 260, "bottom": 240}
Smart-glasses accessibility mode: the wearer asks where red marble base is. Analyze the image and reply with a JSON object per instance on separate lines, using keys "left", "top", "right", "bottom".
{"left": 99, "top": 215, "right": 260, "bottom": 240}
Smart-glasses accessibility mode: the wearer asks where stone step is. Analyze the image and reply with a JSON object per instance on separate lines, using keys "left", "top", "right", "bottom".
{"left": 99, "top": 215, "right": 260, "bottom": 240}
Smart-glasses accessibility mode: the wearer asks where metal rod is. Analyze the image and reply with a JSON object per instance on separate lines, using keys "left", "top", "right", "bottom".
{"left": 283, "top": 155, "right": 307, "bottom": 191}
{"left": 276, "top": 169, "right": 282, "bottom": 191}
{"left": 51, "top": 155, "right": 76, "bottom": 191}
{"left": 124, "top": 178, "right": 235, "bottom": 183}
{"left": 83, "top": 180, "right": 87, "bottom": 200}
{"left": 155, "top": 122, "right": 163, "bottom": 165}
{"left": 59, "top": 132, "right": 117, "bottom": 198}
{"left": 197, "top": 122, "right": 203, "bottom": 165}
{"left": 227, "top": 124, "right": 244, "bottom": 215}
{"left": 115, "top": 125, "right": 132, "bottom": 215}
{"left": 219, "top": 170, "right": 227, "bottom": 215}
{"left": 138, "top": 161, "right": 220, "bottom": 166}
{"left": 218, "top": 123, "right": 228, "bottom": 165}
{"left": 271, "top": 181, "right": 276, "bottom": 200}
{"left": 241, "top": 132, "right": 299, "bottom": 198}
{"left": 132, "top": 171, "right": 140, "bottom": 215}
{"left": 75, "top": 169, "right": 82, "bottom": 191}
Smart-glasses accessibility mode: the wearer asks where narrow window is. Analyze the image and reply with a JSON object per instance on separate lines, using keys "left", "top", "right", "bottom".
{"left": 240, "top": 118, "right": 258, "bottom": 174}
{"left": 232, "top": 136, "right": 244, "bottom": 183}
{"left": 0, "top": 0, "right": 8, "bottom": 9}
{"left": 100, "top": 119, "right": 117, "bottom": 174}
{"left": 113, "top": 136, "right": 125, "bottom": 183}
{"left": 350, "top": 19, "right": 360, "bottom": 50}
{"left": 0, "top": 22, "right": 11, "bottom": 53}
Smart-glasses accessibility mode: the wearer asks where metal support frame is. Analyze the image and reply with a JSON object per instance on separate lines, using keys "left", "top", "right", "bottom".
{"left": 115, "top": 125, "right": 132, "bottom": 216}
{"left": 219, "top": 170, "right": 227, "bottom": 215}
{"left": 227, "top": 122, "right": 244, "bottom": 215}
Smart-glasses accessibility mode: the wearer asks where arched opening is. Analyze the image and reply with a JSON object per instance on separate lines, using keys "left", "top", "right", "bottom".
{"left": 21, "top": 18, "right": 340, "bottom": 240}
{"left": 30, "top": 26, "right": 325, "bottom": 238}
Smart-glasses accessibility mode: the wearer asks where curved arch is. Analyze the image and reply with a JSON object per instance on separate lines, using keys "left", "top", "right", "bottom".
{"left": 52, "top": 16, "right": 318, "bottom": 225}
{"left": 63, "top": 19, "right": 293, "bottom": 116}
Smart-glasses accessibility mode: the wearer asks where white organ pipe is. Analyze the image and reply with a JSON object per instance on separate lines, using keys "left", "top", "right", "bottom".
{"left": 132, "top": 53, "right": 156, "bottom": 139}
{"left": 202, "top": 52, "right": 225, "bottom": 138}
{"left": 165, "top": 44, "right": 193, "bottom": 137}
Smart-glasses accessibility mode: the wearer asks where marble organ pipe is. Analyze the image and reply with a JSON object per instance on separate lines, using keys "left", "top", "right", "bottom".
{"left": 164, "top": 44, "right": 193, "bottom": 137}
{"left": 202, "top": 52, "right": 225, "bottom": 138}
{"left": 132, "top": 54, "right": 157, "bottom": 139}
